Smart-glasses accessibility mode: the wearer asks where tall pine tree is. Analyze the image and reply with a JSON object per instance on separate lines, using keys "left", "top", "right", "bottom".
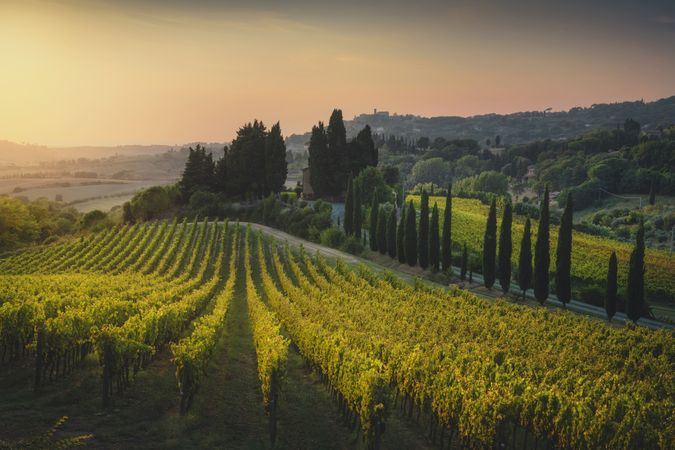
{"left": 534, "top": 186, "right": 550, "bottom": 304}
{"left": 308, "top": 122, "right": 329, "bottom": 197}
{"left": 498, "top": 200, "right": 513, "bottom": 294}
{"left": 353, "top": 183, "right": 362, "bottom": 239}
{"left": 344, "top": 176, "right": 354, "bottom": 236}
{"left": 369, "top": 191, "right": 380, "bottom": 251}
{"left": 377, "top": 207, "right": 388, "bottom": 255}
{"left": 441, "top": 183, "right": 452, "bottom": 272}
{"left": 264, "top": 122, "right": 288, "bottom": 195}
{"left": 387, "top": 207, "right": 397, "bottom": 258}
{"left": 227, "top": 121, "right": 266, "bottom": 197}
{"left": 397, "top": 205, "right": 406, "bottom": 263}
{"left": 605, "top": 251, "right": 618, "bottom": 322}
{"left": 626, "top": 222, "right": 645, "bottom": 322}
{"left": 429, "top": 203, "right": 440, "bottom": 272}
{"left": 418, "top": 191, "right": 430, "bottom": 269}
{"left": 405, "top": 200, "right": 417, "bottom": 266}
{"left": 555, "top": 193, "right": 573, "bottom": 306}
{"left": 482, "top": 198, "right": 497, "bottom": 289}
{"left": 519, "top": 218, "right": 533, "bottom": 299}
{"left": 180, "top": 144, "right": 216, "bottom": 201}
{"left": 327, "top": 109, "right": 348, "bottom": 194}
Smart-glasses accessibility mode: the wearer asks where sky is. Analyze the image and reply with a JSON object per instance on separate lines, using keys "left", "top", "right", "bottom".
{"left": 0, "top": 0, "right": 674, "bottom": 146}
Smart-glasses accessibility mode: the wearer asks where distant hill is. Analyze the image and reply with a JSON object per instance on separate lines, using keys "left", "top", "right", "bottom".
{"left": 349, "top": 96, "right": 675, "bottom": 145}
{"left": 285, "top": 96, "right": 675, "bottom": 149}
{"left": 0, "top": 141, "right": 226, "bottom": 166}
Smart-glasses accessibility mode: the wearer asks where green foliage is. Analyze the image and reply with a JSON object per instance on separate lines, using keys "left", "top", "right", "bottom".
{"left": 0, "top": 197, "right": 85, "bottom": 252}
{"left": 627, "top": 222, "right": 645, "bottom": 322}
{"left": 353, "top": 183, "right": 362, "bottom": 239}
{"left": 355, "top": 166, "right": 393, "bottom": 206}
{"left": 418, "top": 191, "right": 429, "bottom": 269}
{"left": 308, "top": 109, "right": 377, "bottom": 198}
{"left": 482, "top": 199, "right": 497, "bottom": 288}
{"left": 498, "top": 200, "right": 512, "bottom": 293}
{"left": 534, "top": 186, "right": 550, "bottom": 304}
{"left": 606, "top": 252, "right": 618, "bottom": 321}
{"left": 341, "top": 236, "right": 364, "bottom": 255}
{"left": 186, "top": 191, "right": 228, "bottom": 219}
{"left": 82, "top": 209, "right": 110, "bottom": 231}
{"left": 344, "top": 176, "right": 354, "bottom": 236}
{"left": 264, "top": 122, "right": 289, "bottom": 194}
{"left": 396, "top": 204, "right": 406, "bottom": 263}
{"left": 409, "top": 157, "right": 451, "bottom": 187}
{"left": 130, "top": 185, "right": 172, "bottom": 221}
{"left": 441, "top": 183, "right": 452, "bottom": 272}
{"left": 180, "top": 144, "right": 215, "bottom": 200}
{"left": 555, "top": 193, "right": 573, "bottom": 305}
{"left": 369, "top": 192, "right": 379, "bottom": 251}
{"left": 387, "top": 207, "right": 397, "bottom": 258}
{"left": 405, "top": 201, "right": 417, "bottom": 266}
{"left": 225, "top": 120, "right": 268, "bottom": 197}
{"left": 376, "top": 206, "right": 388, "bottom": 255}
{"left": 455, "top": 171, "right": 509, "bottom": 196}
{"left": 429, "top": 203, "right": 440, "bottom": 272}
{"left": 320, "top": 226, "right": 346, "bottom": 249}
{"left": 122, "top": 201, "right": 134, "bottom": 224}
{"left": 518, "top": 218, "right": 533, "bottom": 297}
{"left": 308, "top": 122, "right": 331, "bottom": 197}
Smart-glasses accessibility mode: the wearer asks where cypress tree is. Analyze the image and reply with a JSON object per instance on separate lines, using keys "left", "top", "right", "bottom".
{"left": 327, "top": 109, "right": 348, "bottom": 195}
{"left": 441, "top": 183, "right": 452, "bottom": 272}
{"left": 418, "top": 191, "right": 430, "bottom": 269}
{"left": 405, "top": 200, "right": 417, "bottom": 266}
{"left": 518, "top": 218, "right": 533, "bottom": 299}
{"left": 482, "top": 198, "right": 497, "bottom": 289}
{"left": 649, "top": 181, "right": 656, "bottom": 205}
{"left": 308, "top": 122, "right": 329, "bottom": 197}
{"left": 264, "top": 122, "right": 288, "bottom": 195}
{"left": 344, "top": 176, "right": 354, "bottom": 236}
{"left": 498, "top": 200, "right": 512, "bottom": 294}
{"left": 605, "top": 251, "right": 618, "bottom": 322}
{"left": 396, "top": 205, "right": 406, "bottom": 263}
{"left": 534, "top": 186, "right": 550, "bottom": 304}
{"left": 369, "top": 191, "right": 379, "bottom": 251}
{"left": 387, "top": 207, "right": 397, "bottom": 258}
{"left": 429, "top": 203, "right": 440, "bottom": 272}
{"left": 555, "top": 193, "right": 573, "bottom": 307}
{"left": 377, "top": 207, "right": 388, "bottom": 255}
{"left": 460, "top": 243, "right": 468, "bottom": 281}
{"left": 354, "top": 183, "right": 362, "bottom": 239}
{"left": 626, "top": 222, "right": 645, "bottom": 322}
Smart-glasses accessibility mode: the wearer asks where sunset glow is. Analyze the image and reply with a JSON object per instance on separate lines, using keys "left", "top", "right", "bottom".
{"left": 1, "top": 0, "right": 674, "bottom": 145}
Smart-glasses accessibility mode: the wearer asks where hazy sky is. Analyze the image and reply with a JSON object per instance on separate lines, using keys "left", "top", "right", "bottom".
{"left": 1, "top": 0, "right": 674, "bottom": 146}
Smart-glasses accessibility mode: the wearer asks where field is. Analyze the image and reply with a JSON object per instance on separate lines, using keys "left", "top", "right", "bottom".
{"left": 407, "top": 195, "right": 675, "bottom": 303}
{"left": 0, "top": 177, "right": 176, "bottom": 212}
{"left": 0, "top": 220, "right": 673, "bottom": 449}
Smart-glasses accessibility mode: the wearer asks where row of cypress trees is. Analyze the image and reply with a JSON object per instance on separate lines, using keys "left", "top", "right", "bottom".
{"left": 344, "top": 178, "right": 646, "bottom": 323}
{"left": 346, "top": 185, "right": 454, "bottom": 272}
{"left": 482, "top": 187, "right": 645, "bottom": 322}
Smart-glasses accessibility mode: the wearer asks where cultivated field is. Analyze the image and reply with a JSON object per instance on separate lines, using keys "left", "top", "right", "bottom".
{"left": 0, "top": 220, "right": 673, "bottom": 449}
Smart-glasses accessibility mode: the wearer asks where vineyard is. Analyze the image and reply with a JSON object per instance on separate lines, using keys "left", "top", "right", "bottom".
{"left": 408, "top": 195, "right": 675, "bottom": 300}
{"left": 0, "top": 220, "right": 673, "bottom": 449}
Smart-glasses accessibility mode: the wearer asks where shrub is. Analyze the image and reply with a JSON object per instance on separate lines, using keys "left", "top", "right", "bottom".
{"left": 320, "top": 226, "right": 346, "bottom": 248}
{"left": 341, "top": 236, "right": 364, "bottom": 255}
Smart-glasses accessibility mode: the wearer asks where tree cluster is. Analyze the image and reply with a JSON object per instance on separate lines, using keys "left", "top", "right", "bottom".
{"left": 308, "top": 109, "right": 377, "bottom": 198}
{"left": 179, "top": 121, "right": 288, "bottom": 202}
